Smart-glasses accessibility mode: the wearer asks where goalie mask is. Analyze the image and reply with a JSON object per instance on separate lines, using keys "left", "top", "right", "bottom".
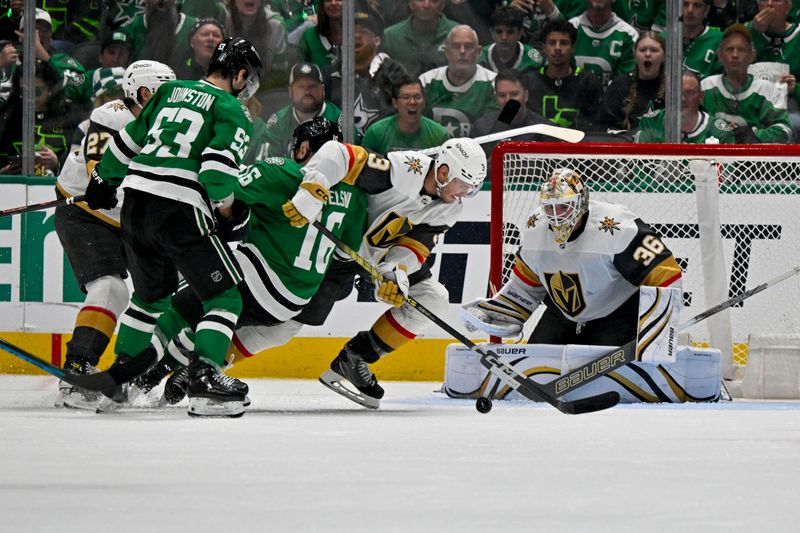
{"left": 434, "top": 138, "right": 487, "bottom": 198}
{"left": 539, "top": 168, "right": 589, "bottom": 245}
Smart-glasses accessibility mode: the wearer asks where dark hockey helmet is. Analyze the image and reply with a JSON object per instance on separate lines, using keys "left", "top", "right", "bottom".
{"left": 289, "top": 117, "right": 343, "bottom": 161}
{"left": 208, "top": 37, "right": 263, "bottom": 100}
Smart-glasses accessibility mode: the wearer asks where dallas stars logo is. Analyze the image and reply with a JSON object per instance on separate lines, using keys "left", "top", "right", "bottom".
{"left": 599, "top": 216, "right": 620, "bottom": 234}
{"left": 526, "top": 213, "right": 539, "bottom": 228}
{"left": 404, "top": 156, "right": 423, "bottom": 175}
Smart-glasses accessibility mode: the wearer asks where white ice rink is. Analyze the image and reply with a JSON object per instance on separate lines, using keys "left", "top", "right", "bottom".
{"left": 2, "top": 375, "right": 799, "bottom": 533}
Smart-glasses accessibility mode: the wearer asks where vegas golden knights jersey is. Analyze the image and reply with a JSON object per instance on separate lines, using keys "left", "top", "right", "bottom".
{"left": 514, "top": 200, "right": 682, "bottom": 322}
{"left": 56, "top": 99, "right": 134, "bottom": 225}
{"left": 300, "top": 141, "right": 462, "bottom": 278}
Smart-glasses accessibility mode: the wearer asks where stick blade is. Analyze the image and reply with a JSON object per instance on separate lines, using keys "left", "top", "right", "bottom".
{"left": 558, "top": 391, "right": 620, "bottom": 415}
{"left": 496, "top": 99, "right": 521, "bottom": 126}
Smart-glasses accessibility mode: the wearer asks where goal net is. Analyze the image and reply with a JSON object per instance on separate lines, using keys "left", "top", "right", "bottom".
{"left": 491, "top": 142, "right": 800, "bottom": 379}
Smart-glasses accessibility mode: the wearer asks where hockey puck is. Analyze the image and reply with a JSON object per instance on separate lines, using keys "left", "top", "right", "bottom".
{"left": 475, "top": 397, "right": 493, "bottom": 414}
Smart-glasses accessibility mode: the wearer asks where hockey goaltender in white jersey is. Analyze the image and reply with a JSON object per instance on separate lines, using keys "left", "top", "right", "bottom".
{"left": 458, "top": 168, "right": 723, "bottom": 403}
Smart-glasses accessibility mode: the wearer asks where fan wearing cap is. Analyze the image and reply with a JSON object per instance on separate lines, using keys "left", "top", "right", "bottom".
{"left": 84, "top": 37, "right": 263, "bottom": 418}
{"left": 174, "top": 18, "right": 226, "bottom": 81}
{"left": 15, "top": 8, "right": 88, "bottom": 105}
{"left": 71, "top": 31, "right": 133, "bottom": 108}
{"left": 261, "top": 61, "right": 342, "bottom": 158}
{"left": 322, "top": 1, "right": 402, "bottom": 138}
{"left": 280, "top": 136, "right": 488, "bottom": 409}
{"left": 120, "top": 0, "right": 196, "bottom": 66}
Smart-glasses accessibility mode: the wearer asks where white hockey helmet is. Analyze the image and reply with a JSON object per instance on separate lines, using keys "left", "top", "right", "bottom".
{"left": 123, "top": 60, "right": 176, "bottom": 104}
{"left": 434, "top": 137, "right": 487, "bottom": 196}
{"left": 539, "top": 168, "right": 589, "bottom": 245}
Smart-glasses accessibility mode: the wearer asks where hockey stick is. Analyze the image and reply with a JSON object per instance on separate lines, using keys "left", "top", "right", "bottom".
{"left": 418, "top": 123, "right": 585, "bottom": 156}
{"left": 0, "top": 336, "right": 158, "bottom": 402}
{"left": 0, "top": 194, "right": 85, "bottom": 218}
{"left": 311, "top": 220, "right": 619, "bottom": 415}
{"left": 540, "top": 265, "right": 800, "bottom": 399}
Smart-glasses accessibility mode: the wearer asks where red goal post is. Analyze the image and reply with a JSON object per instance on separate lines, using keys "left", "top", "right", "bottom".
{"left": 490, "top": 141, "right": 800, "bottom": 378}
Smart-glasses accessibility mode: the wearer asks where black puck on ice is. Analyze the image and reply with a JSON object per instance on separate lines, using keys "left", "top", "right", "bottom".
{"left": 475, "top": 397, "right": 493, "bottom": 414}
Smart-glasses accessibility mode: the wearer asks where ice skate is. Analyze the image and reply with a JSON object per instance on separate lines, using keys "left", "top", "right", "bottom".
{"left": 319, "top": 347, "right": 384, "bottom": 409}
{"left": 56, "top": 355, "right": 101, "bottom": 410}
{"left": 186, "top": 359, "right": 246, "bottom": 418}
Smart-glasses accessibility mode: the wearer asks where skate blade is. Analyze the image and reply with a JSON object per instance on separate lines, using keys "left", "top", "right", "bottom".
{"left": 187, "top": 397, "right": 245, "bottom": 418}
{"left": 319, "top": 369, "right": 380, "bottom": 409}
{"left": 61, "top": 393, "right": 101, "bottom": 411}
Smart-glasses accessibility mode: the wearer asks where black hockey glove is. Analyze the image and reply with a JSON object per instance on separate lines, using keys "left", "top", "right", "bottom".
{"left": 732, "top": 124, "right": 760, "bottom": 144}
{"left": 85, "top": 168, "right": 118, "bottom": 210}
{"left": 215, "top": 199, "right": 250, "bottom": 242}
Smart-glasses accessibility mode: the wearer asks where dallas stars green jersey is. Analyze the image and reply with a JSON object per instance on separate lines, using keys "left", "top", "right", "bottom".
{"left": 234, "top": 157, "right": 367, "bottom": 319}
{"left": 614, "top": 0, "right": 662, "bottom": 31}
{"left": 361, "top": 114, "right": 450, "bottom": 155}
{"left": 121, "top": 11, "right": 195, "bottom": 63}
{"left": 679, "top": 26, "right": 723, "bottom": 79}
{"left": 701, "top": 74, "right": 793, "bottom": 144}
{"left": 570, "top": 13, "right": 639, "bottom": 85}
{"left": 380, "top": 14, "right": 459, "bottom": 78}
{"left": 419, "top": 65, "right": 499, "bottom": 137}
{"left": 298, "top": 27, "right": 339, "bottom": 68}
{"left": 99, "top": 79, "right": 252, "bottom": 219}
{"left": 479, "top": 42, "right": 544, "bottom": 74}
{"left": 635, "top": 109, "right": 736, "bottom": 144}
{"left": 262, "top": 101, "right": 342, "bottom": 158}
{"left": 747, "top": 22, "right": 800, "bottom": 104}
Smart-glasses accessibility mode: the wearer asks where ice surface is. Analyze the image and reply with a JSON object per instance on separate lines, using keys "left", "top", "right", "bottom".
{"left": 1, "top": 375, "right": 799, "bottom": 533}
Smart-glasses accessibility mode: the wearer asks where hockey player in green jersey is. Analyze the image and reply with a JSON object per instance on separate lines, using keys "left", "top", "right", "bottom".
{"left": 133, "top": 118, "right": 368, "bottom": 408}
{"left": 84, "top": 37, "right": 263, "bottom": 418}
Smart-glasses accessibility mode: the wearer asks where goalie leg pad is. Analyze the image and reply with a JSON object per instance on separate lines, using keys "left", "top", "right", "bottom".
{"left": 636, "top": 286, "right": 683, "bottom": 363}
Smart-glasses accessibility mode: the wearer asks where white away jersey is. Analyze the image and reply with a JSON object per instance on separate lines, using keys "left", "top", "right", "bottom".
{"left": 515, "top": 200, "right": 681, "bottom": 322}
{"left": 56, "top": 99, "right": 133, "bottom": 225}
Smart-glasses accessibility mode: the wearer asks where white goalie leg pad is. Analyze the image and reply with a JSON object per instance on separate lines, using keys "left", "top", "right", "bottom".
{"left": 636, "top": 286, "right": 683, "bottom": 363}
{"left": 83, "top": 275, "right": 129, "bottom": 318}
{"left": 233, "top": 320, "right": 303, "bottom": 357}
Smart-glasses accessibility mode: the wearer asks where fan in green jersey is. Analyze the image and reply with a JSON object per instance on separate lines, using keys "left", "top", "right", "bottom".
{"left": 131, "top": 117, "right": 369, "bottom": 409}
{"left": 85, "top": 37, "right": 264, "bottom": 418}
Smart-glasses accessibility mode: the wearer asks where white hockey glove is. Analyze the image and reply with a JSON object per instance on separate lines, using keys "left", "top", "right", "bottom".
{"left": 282, "top": 182, "right": 330, "bottom": 227}
{"left": 375, "top": 263, "right": 409, "bottom": 307}
{"left": 460, "top": 297, "right": 526, "bottom": 337}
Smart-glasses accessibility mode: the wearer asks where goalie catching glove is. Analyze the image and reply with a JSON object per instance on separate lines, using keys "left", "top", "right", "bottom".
{"left": 459, "top": 292, "right": 536, "bottom": 337}
{"left": 282, "top": 182, "right": 330, "bottom": 227}
{"left": 375, "top": 263, "right": 409, "bottom": 307}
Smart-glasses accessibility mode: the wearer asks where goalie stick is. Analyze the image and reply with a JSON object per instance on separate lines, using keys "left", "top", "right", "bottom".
{"left": 0, "top": 194, "right": 86, "bottom": 218}
{"left": 310, "top": 220, "right": 620, "bottom": 415}
{"left": 0, "top": 336, "right": 158, "bottom": 402}
{"left": 538, "top": 265, "right": 800, "bottom": 399}
{"left": 418, "top": 124, "right": 584, "bottom": 157}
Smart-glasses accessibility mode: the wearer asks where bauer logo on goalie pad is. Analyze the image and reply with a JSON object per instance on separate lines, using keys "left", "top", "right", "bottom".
{"left": 635, "top": 286, "right": 682, "bottom": 363}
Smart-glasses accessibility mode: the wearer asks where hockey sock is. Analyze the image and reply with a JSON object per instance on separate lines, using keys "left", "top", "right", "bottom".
{"left": 115, "top": 293, "right": 171, "bottom": 358}
{"left": 347, "top": 311, "right": 417, "bottom": 363}
{"left": 66, "top": 275, "right": 129, "bottom": 366}
{"left": 194, "top": 286, "right": 242, "bottom": 368}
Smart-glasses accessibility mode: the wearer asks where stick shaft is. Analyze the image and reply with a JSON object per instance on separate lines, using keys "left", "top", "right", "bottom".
{"left": 0, "top": 194, "right": 86, "bottom": 217}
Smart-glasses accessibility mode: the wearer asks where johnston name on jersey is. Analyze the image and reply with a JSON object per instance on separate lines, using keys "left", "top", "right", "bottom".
{"left": 57, "top": 99, "right": 134, "bottom": 226}
{"left": 233, "top": 156, "right": 368, "bottom": 321}
{"left": 98, "top": 79, "right": 253, "bottom": 219}
{"left": 514, "top": 200, "right": 682, "bottom": 322}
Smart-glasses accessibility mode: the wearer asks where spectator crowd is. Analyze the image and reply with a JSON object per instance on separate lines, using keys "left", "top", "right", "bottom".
{"left": 1, "top": 0, "right": 798, "bottom": 176}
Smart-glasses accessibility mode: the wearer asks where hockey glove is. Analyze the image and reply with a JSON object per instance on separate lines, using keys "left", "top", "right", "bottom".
{"left": 460, "top": 297, "right": 526, "bottom": 337}
{"left": 733, "top": 124, "right": 760, "bottom": 144}
{"left": 85, "top": 168, "right": 118, "bottom": 210}
{"left": 375, "top": 263, "right": 409, "bottom": 307}
{"left": 282, "top": 181, "right": 330, "bottom": 227}
{"left": 215, "top": 199, "right": 250, "bottom": 242}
